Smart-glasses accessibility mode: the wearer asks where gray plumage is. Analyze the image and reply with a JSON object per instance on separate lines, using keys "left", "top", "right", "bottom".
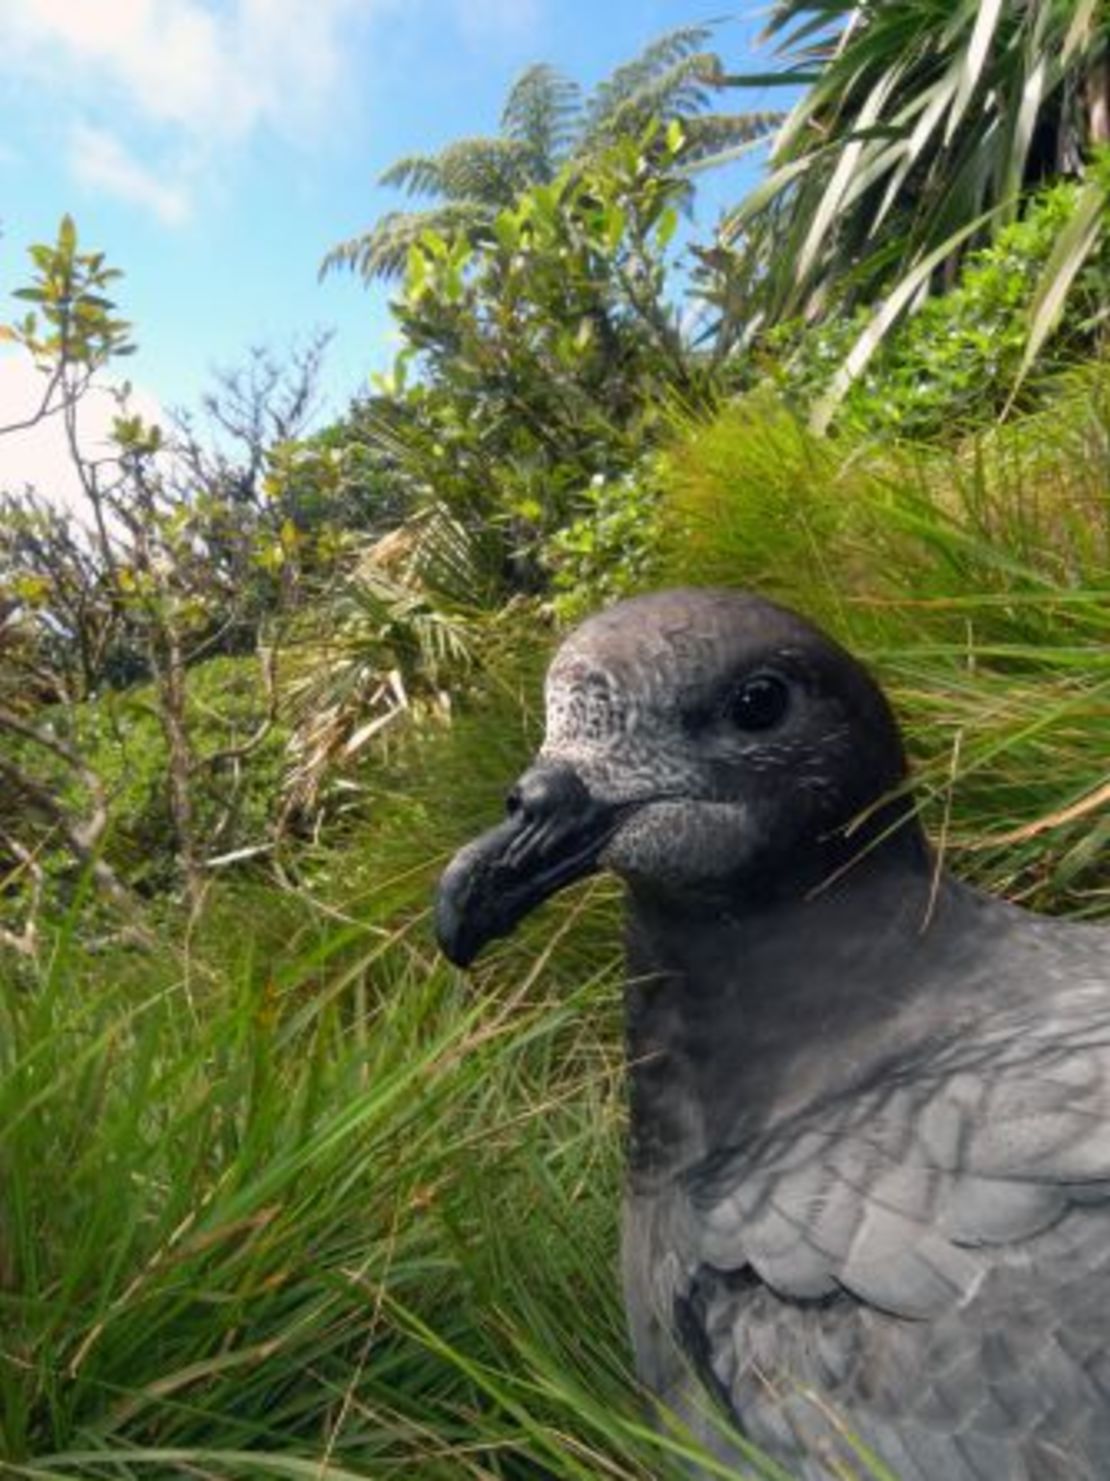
{"left": 435, "top": 587, "right": 1110, "bottom": 1479}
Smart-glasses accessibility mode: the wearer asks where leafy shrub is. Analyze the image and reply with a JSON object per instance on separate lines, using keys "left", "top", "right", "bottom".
{"left": 773, "top": 182, "right": 1110, "bottom": 439}
{"left": 351, "top": 124, "right": 718, "bottom": 596}
{"left": 2, "top": 656, "right": 287, "bottom": 919}
{"left": 540, "top": 461, "right": 665, "bottom": 621}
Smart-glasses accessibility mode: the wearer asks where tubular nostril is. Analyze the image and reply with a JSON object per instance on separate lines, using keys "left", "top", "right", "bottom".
{"left": 509, "top": 764, "right": 591, "bottom": 822}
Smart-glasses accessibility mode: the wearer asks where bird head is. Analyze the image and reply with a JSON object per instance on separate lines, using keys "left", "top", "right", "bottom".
{"left": 435, "top": 588, "right": 920, "bottom": 967}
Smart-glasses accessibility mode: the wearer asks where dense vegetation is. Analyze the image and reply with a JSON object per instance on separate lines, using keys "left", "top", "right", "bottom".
{"left": 2, "top": 8, "right": 1110, "bottom": 1478}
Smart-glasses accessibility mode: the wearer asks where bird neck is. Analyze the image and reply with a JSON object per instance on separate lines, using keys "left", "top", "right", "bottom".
{"left": 622, "top": 834, "right": 973, "bottom": 1186}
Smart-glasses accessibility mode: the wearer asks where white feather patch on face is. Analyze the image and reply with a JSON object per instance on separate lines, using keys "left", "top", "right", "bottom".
{"left": 544, "top": 660, "right": 633, "bottom": 747}
{"left": 542, "top": 661, "right": 682, "bottom": 803}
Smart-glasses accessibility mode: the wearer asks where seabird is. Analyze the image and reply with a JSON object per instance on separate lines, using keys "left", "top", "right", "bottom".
{"left": 435, "top": 587, "right": 1110, "bottom": 1480}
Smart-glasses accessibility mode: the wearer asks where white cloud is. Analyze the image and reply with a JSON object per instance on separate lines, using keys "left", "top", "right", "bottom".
{"left": 0, "top": 0, "right": 371, "bottom": 221}
{"left": 0, "top": 0, "right": 548, "bottom": 227}
{"left": 2, "top": 0, "right": 367, "bottom": 142}
{"left": 69, "top": 123, "right": 191, "bottom": 226}
{"left": 0, "top": 353, "right": 164, "bottom": 515}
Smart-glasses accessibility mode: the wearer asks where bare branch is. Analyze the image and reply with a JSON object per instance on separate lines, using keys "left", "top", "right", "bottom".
{"left": 0, "top": 362, "right": 69, "bottom": 437}
{"left": 0, "top": 722, "right": 139, "bottom": 921}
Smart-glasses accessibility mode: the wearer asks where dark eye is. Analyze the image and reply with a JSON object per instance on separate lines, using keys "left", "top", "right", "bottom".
{"left": 725, "top": 673, "right": 789, "bottom": 731}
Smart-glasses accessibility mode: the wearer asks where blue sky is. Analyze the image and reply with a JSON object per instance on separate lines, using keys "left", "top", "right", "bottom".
{"left": 0, "top": 1, "right": 781, "bottom": 471}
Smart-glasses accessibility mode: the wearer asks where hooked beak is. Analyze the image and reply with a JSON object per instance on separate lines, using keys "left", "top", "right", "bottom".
{"left": 435, "top": 762, "right": 620, "bottom": 967}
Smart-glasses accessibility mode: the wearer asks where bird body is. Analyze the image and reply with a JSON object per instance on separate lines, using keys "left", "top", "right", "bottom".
{"left": 435, "top": 588, "right": 1110, "bottom": 1479}
{"left": 622, "top": 871, "right": 1110, "bottom": 1479}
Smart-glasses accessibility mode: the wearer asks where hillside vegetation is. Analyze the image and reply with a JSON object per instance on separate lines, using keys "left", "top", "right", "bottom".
{"left": 2, "top": 9, "right": 1110, "bottom": 1478}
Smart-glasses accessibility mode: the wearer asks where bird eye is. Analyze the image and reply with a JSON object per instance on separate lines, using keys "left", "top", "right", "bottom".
{"left": 725, "top": 673, "right": 789, "bottom": 731}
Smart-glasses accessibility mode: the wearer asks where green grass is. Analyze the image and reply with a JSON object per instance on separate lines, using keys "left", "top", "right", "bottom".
{"left": 0, "top": 875, "right": 646, "bottom": 1479}
{"left": 4, "top": 369, "right": 1110, "bottom": 1478}
{"left": 0, "top": 662, "right": 745, "bottom": 1478}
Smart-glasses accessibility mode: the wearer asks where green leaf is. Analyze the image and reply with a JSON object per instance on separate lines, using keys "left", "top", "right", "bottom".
{"left": 722, "top": 154, "right": 814, "bottom": 237}
{"left": 1003, "top": 56, "right": 1049, "bottom": 207}
{"left": 1008, "top": 177, "right": 1109, "bottom": 411}
{"left": 811, "top": 206, "right": 1001, "bottom": 433}
{"left": 715, "top": 69, "right": 821, "bottom": 88}
{"left": 602, "top": 202, "right": 626, "bottom": 253}
{"left": 796, "top": 64, "right": 906, "bottom": 285}
{"left": 655, "top": 205, "right": 679, "bottom": 250}
{"left": 1062, "top": 0, "right": 1100, "bottom": 63}
{"left": 948, "top": 0, "right": 1007, "bottom": 143}
{"left": 493, "top": 210, "right": 520, "bottom": 250}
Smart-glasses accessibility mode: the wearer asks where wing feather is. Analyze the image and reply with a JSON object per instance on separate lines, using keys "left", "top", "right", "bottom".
{"left": 654, "top": 1005, "right": 1110, "bottom": 1474}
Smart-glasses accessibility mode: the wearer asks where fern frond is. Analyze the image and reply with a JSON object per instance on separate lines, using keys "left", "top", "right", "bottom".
{"left": 326, "top": 18, "right": 773, "bottom": 287}
{"left": 678, "top": 110, "right": 785, "bottom": 169}
{"left": 584, "top": 52, "right": 736, "bottom": 151}
{"left": 379, "top": 138, "right": 534, "bottom": 207}
{"left": 319, "top": 203, "right": 491, "bottom": 283}
{"left": 582, "top": 25, "right": 717, "bottom": 142}
{"left": 502, "top": 64, "right": 582, "bottom": 178}
{"left": 378, "top": 153, "right": 448, "bottom": 198}
{"left": 433, "top": 138, "right": 535, "bottom": 206}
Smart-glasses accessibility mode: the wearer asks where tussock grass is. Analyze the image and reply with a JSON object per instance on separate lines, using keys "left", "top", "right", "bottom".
{"left": 1, "top": 882, "right": 656, "bottom": 1479}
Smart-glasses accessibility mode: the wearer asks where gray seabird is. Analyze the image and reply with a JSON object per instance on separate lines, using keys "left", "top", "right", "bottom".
{"left": 435, "top": 587, "right": 1110, "bottom": 1480}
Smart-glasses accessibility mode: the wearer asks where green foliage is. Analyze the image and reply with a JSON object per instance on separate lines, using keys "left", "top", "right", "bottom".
{"left": 9, "top": 37, "right": 1110, "bottom": 1479}
{"left": 0, "top": 670, "right": 675, "bottom": 1478}
{"left": 259, "top": 437, "right": 401, "bottom": 571}
{"left": 3, "top": 657, "right": 287, "bottom": 908}
{"left": 541, "top": 464, "right": 664, "bottom": 622}
{"left": 355, "top": 125, "right": 714, "bottom": 588}
{"left": 1, "top": 226, "right": 376, "bottom": 922}
{"left": 775, "top": 181, "right": 1110, "bottom": 438}
{"left": 725, "top": 0, "right": 1110, "bottom": 413}
{"left": 323, "top": 23, "right": 780, "bottom": 282}
{"left": 0, "top": 900, "right": 633, "bottom": 1477}
{"left": 279, "top": 512, "right": 503, "bottom": 834}
{"left": 5, "top": 371, "right": 1110, "bottom": 1479}
{"left": 2, "top": 213, "right": 135, "bottom": 376}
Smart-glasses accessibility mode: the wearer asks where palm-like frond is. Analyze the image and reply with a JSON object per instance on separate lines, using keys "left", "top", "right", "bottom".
{"left": 280, "top": 507, "right": 497, "bottom": 828}
{"left": 380, "top": 138, "right": 535, "bottom": 205}
{"left": 581, "top": 25, "right": 717, "bottom": 144}
{"left": 584, "top": 54, "right": 719, "bottom": 150}
{"left": 328, "top": 136, "right": 549, "bottom": 282}
{"left": 733, "top": 0, "right": 1110, "bottom": 322}
{"left": 720, "top": 0, "right": 1110, "bottom": 416}
{"left": 676, "top": 110, "right": 785, "bottom": 172}
{"left": 319, "top": 202, "right": 490, "bottom": 281}
{"left": 502, "top": 63, "right": 582, "bottom": 180}
{"left": 377, "top": 152, "right": 449, "bottom": 198}
{"left": 325, "top": 21, "right": 781, "bottom": 284}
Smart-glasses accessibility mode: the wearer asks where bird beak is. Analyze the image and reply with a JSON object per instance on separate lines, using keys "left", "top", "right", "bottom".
{"left": 435, "top": 762, "right": 618, "bottom": 967}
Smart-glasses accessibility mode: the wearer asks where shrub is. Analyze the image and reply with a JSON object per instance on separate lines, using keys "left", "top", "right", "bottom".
{"left": 540, "top": 461, "right": 665, "bottom": 622}
{"left": 773, "top": 182, "right": 1110, "bottom": 439}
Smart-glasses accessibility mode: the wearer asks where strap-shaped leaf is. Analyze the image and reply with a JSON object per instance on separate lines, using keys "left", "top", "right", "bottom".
{"left": 1007, "top": 177, "right": 1109, "bottom": 413}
